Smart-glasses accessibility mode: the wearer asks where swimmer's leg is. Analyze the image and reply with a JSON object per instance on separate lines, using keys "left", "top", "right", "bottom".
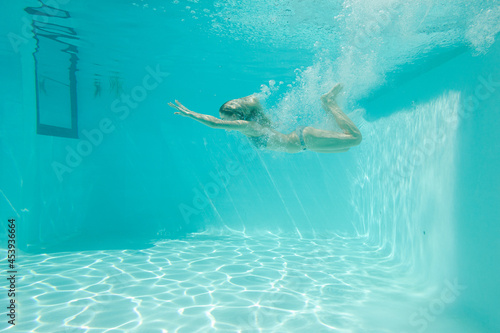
{"left": 321, "top": 83, "right": 343, "bottom": 105}
{"left": 320, "top": 84, "right": 361, "bottom": 140}
{"left": 300, "top": 126, "right": 360, "bottom": 152}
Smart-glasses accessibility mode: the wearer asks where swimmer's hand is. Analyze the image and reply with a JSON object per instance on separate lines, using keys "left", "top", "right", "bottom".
{"left": 168, "top": 100, "right": 226, "bottom": 128}
{"left": 168, "top": 100, "right": 197, "bottom": 118}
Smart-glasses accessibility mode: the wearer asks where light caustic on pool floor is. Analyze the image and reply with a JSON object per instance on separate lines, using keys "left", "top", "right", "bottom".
{"left": 7, "top": 234, "right": 428, "bottom": 333}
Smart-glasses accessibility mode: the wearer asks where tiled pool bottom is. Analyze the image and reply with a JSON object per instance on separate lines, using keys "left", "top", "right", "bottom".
{"left": 6, "top": 234, "right": 433, "bottom": 333}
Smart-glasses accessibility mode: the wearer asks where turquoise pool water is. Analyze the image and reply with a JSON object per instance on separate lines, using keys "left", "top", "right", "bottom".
{"left": 1, "top": 0, "right": 500, "bottom": 332}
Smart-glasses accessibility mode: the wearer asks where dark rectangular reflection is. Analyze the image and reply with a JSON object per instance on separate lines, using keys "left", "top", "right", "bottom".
{"left": 27, "top": 3, "right": 79, "bottom": 138}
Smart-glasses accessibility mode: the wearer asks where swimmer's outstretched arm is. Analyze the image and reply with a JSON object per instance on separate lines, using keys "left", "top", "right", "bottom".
{"left": 168, "top": 100, "right": 262, "bottom": 136}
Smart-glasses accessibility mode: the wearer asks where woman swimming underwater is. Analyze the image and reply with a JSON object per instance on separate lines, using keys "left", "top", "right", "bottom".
{"left": 168, "top": 83, "right": 362, "bottom": 153}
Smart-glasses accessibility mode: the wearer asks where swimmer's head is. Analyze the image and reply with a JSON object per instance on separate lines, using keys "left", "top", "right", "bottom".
{"left": 219, "top": 96, "right": 272, "bottom": 126}
{"left": 219, "top": 100, "right": 247, "bottom": 121}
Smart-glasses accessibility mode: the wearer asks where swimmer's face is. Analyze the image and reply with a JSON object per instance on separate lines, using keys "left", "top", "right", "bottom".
{"left": 220, "top": 111, "right": 236, "bottom": 121}
{"left": 220, "top": 110, "right": 244, "bottom": 121}
{"left": 219, "top": 99, "right": 249, "bottom": 121}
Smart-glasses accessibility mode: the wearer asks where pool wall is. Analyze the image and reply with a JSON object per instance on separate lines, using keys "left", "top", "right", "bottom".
{"left": 360, "top": 39, "right": 500, "bottom": 331}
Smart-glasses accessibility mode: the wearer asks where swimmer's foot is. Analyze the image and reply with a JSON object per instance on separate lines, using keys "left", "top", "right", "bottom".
{"left": 321, "top": 83, "right": 344, "bottom": 105}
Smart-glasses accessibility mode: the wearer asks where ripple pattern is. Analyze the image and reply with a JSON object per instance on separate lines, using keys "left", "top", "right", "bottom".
{"left": 3, "top": 233, "right": 432, "bottom": 333}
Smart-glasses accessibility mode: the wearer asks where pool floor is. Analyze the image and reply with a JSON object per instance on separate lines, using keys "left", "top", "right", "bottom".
{"left": 4, "top": 233, "right": 456, "bottom": 332}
